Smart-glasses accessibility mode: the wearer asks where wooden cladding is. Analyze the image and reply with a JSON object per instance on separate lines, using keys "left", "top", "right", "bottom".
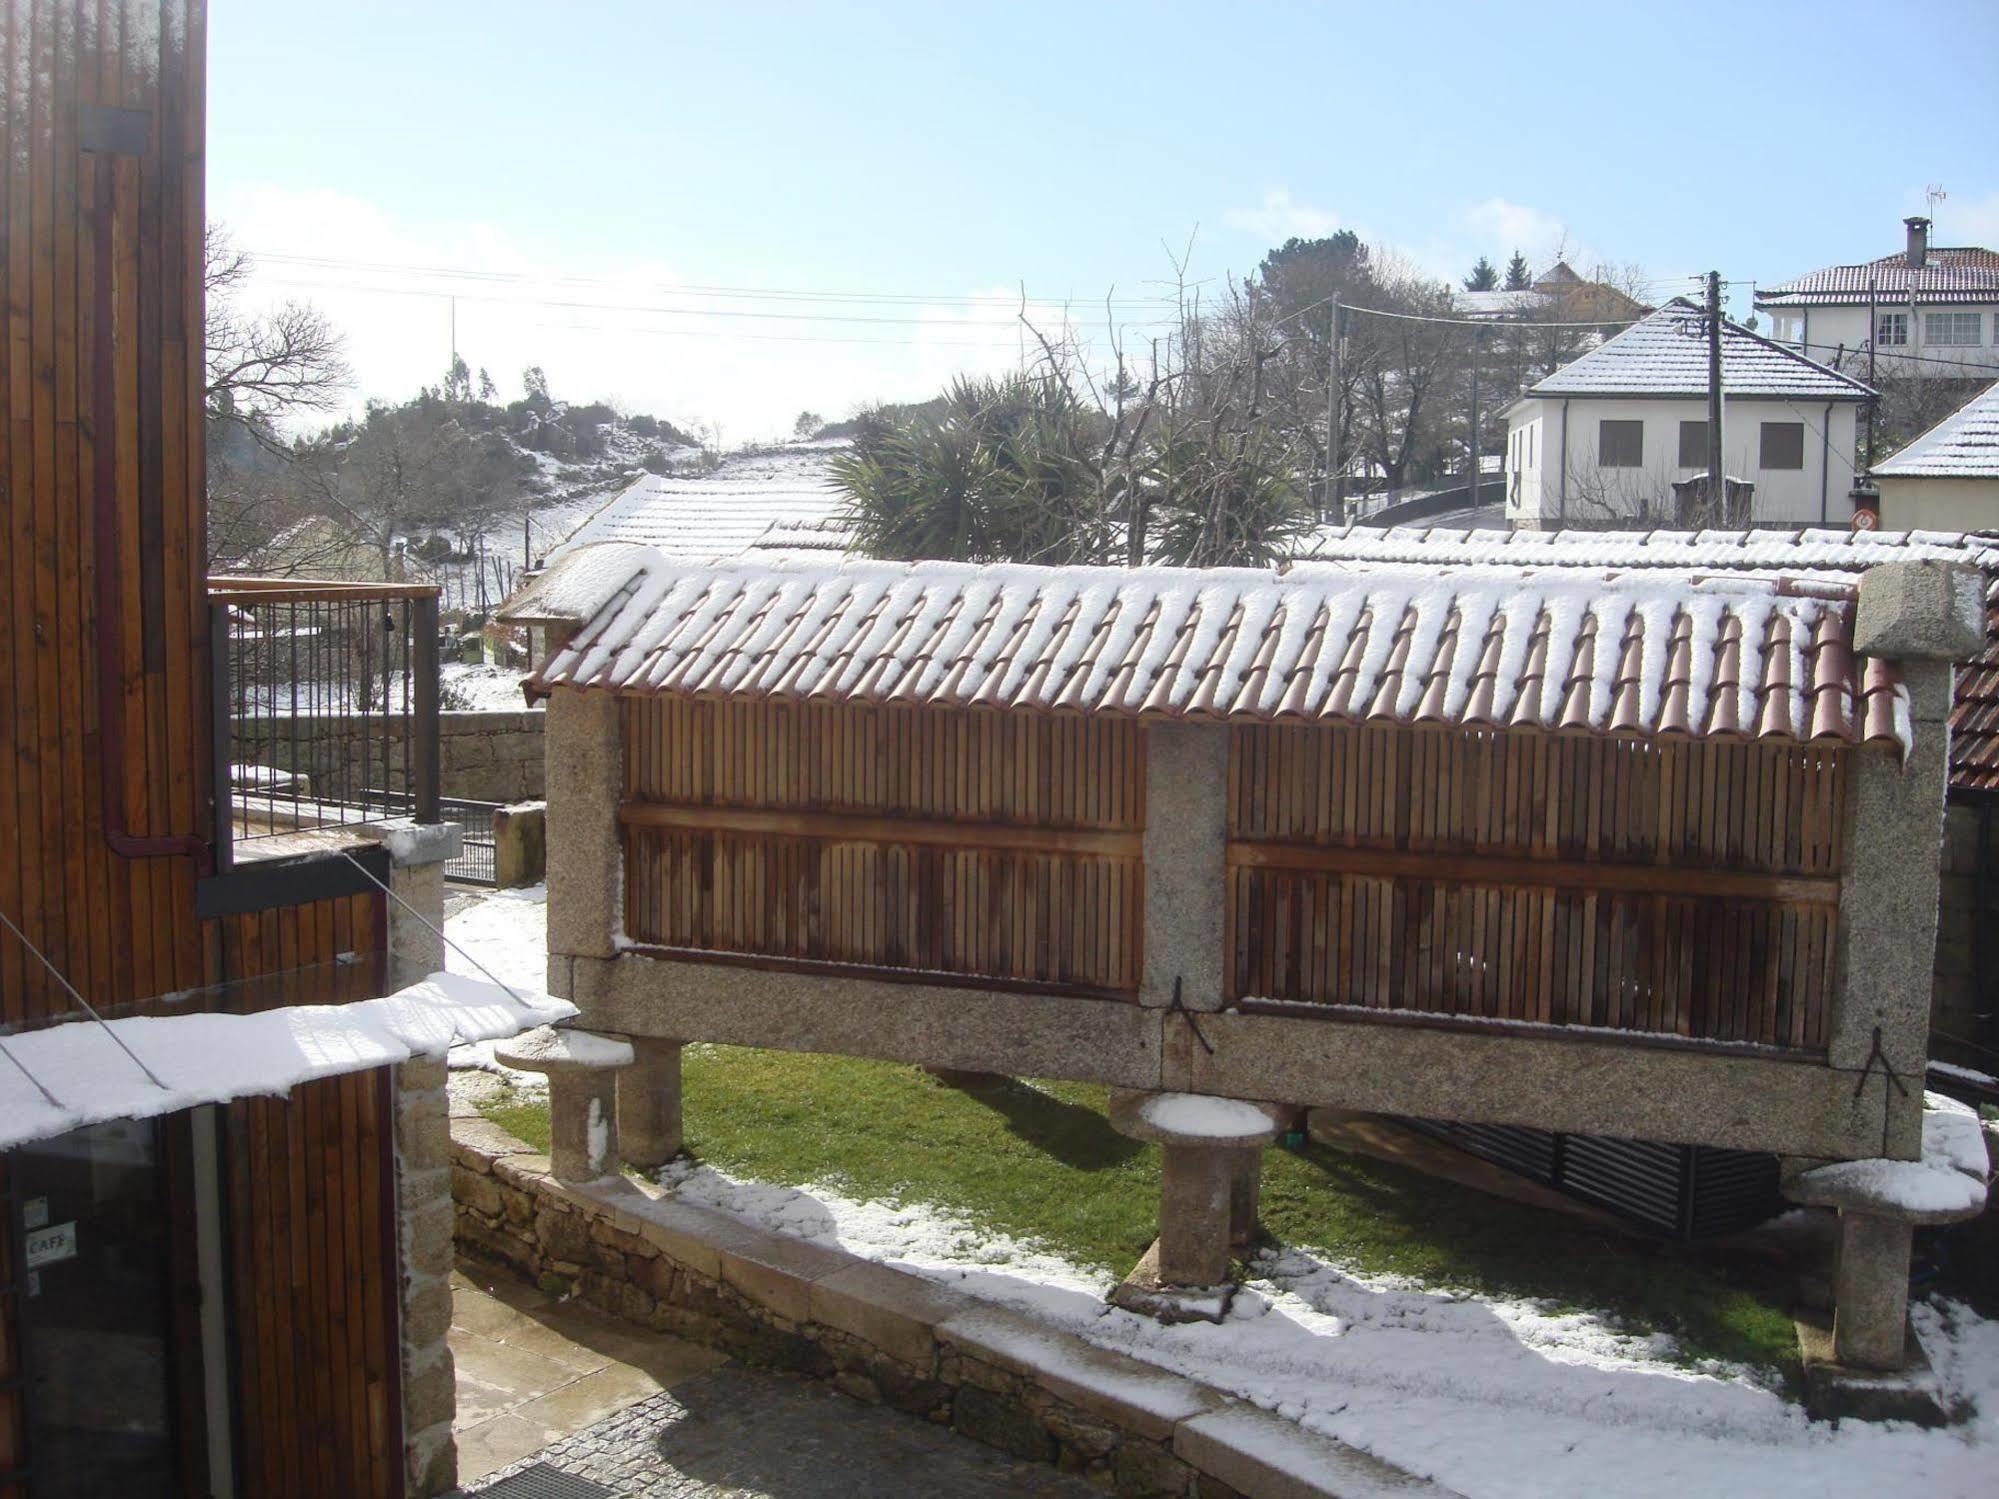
{"left": 624, "top": 698, "right": 1144, "bottom": 828}
{"left": 2, "top": 1, "right": 214, "bottom": 1022}
{"left": 225, "top": 1068, "right": 402, "bottom": 1499}
{"left": 1228, "top": 725, "right": 1849, "bottom": 1047}
{"left": 1231, "top": 724, "right": 1849, "bottom": 874}
{"left": 620, "top": 700, "right": 1143, "bottom": 993}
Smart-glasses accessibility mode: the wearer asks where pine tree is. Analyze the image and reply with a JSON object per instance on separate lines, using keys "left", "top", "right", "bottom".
{"left": 1503, "top": 251, "right": 1532, "bottom": 291}
{"left": 1463, "top": 257, "right": 1499, "bottom": 292}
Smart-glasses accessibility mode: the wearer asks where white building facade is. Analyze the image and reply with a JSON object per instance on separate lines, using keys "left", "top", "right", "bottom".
{"left": 1871, "top": 379, "right": 1999, "bottom": 532}
{"left": 1758, "top": 217, "right": 1999, "bottom": 378}
{"left": 1503, "top": 301, "right": 1872, "bottom": 529}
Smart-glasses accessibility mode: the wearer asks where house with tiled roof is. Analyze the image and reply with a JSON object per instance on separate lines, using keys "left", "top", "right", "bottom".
{"left": 1872, "top": 380, "right": 1999, "bottom": 531}
{"left": 1501, "top": 300, "right": 1874, "bottom": 530}
{"left": 1757, "top": 217, "right": 1999, "bottom": 377}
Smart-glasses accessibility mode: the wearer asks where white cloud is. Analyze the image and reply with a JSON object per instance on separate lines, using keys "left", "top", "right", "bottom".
{"left": 1224, "top": 188, "right": 1343, "bottom": 242}
{"left": 1461, "top": 198, "right": 1570, "bottom": 264}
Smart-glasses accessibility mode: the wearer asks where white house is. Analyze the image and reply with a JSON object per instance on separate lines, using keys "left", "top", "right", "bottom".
{"left": 1502, "top": 300, "right": 1873, "bottom": 529}
{"left": 1757, "top": 217, "right": 1999, "bottom": 377}
{"left": 1871, "top": 379, "right": 1999, "bottom": 532}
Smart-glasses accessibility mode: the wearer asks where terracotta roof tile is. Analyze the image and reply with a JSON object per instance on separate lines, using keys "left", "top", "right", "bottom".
{"left": 519, "top": 549, "right": 1907, "bottom": 754}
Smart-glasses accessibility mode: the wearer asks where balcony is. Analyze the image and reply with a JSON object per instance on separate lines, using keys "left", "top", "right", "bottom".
{"left": 208, "top": 578, "right": 442, "bottom": 870}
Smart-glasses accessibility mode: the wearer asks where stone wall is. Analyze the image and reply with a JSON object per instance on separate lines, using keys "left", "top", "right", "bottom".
{"left": 232, "top": 709, "right": 545, "bottom": 804}
{"left": 451, "top": 1117, "right": 1428, "bottom": 1499}
{"left": 1934, "top": 800, "right": 1990, "bottom": 1070}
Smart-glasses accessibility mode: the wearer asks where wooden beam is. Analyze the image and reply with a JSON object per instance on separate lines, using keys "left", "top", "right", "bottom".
{"left": 618, "top": 800, "right": 1144, "bottom": 859}
{"left": 1225, "top": 838, "right": 1841, "bottom": 906}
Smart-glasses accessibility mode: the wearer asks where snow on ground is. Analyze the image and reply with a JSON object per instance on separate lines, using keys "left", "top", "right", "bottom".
{"left": 445, "top": 883, "right": 552, "bottom": 1090}
{"left": 440, "top": 660, "right": 537, "bottom": 711}
{"left": 439, "top": 886, "right": 1999, "bottom": 1497}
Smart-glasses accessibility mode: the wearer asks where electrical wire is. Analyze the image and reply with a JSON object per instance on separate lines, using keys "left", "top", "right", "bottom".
{"left": 0, "top": 905, "right": 167, "bottom": 1092}
{"left": 246, "top": 249, "right": 1179, "bottom": 310}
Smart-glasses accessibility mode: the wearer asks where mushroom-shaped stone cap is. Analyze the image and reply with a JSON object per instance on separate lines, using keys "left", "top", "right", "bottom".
{"left": 494, "top": 1024, "right": 636, "bottom": 1075}
{"left": 1108, "top": 1090, "right": 1285, "bottom": 1148}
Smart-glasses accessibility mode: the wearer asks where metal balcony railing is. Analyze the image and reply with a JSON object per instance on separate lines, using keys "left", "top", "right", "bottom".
{"left": 208, "top": 579, "right": 441, "bottom": 868}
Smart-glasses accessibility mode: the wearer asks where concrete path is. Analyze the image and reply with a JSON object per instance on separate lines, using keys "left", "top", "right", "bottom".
{"left": 449, "top": 1267, "right": 1093, "bottom": 1497}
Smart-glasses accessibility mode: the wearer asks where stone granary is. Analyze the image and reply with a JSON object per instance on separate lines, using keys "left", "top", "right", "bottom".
{"left": 501, "top": 545, "right": 1991, "bottom": 1381}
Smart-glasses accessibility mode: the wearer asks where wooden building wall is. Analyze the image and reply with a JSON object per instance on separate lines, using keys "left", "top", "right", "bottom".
{"left": 1227, "top": 724, "right": 1849, "bottom": 1048}
{"left": 1, "top": 0, "right": 215, "bottom": 1026}
{"left": 621, "top": 699, "right": 1145, "bottom": 994}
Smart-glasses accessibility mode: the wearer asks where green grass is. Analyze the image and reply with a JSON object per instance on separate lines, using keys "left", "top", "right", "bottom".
{"left": 483, "top": 1045, "right": 1801, "bottom": 1378}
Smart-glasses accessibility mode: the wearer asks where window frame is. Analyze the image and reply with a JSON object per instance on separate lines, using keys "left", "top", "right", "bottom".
{"left": 1597, "top": 418, "right": 1644, "bottom": 469}
{"left": 1677, "top": 419, "right": 1708, "bottom": 470}
{"left": 1759, "top": 420, "right": 1806, "bottom": 472}
{"left": 1876, "top": 312, "right": 1908, "bottom": 347}
{"left": 1923, "top": 311, "right": 1982, "bottom": 347}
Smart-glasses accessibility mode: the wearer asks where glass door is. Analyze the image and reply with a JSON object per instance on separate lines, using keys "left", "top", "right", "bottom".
{"left": 12, "top": 1118, "right": 177, "bottom": 1498}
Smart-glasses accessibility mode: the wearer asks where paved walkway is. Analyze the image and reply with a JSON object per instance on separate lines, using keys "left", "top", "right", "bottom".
{"left": 449, "top": 1266, "right": 1093, "bottom": 1498}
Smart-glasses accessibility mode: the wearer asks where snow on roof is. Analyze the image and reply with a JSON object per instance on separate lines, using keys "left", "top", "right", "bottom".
{"left": 525, "top": 553, "right": 1907, "bottom": 751}
{"left": 0, "top": 972, "right": 574, "bottom": 1151}
{"left": 1525, "top": 300, "right": 1872, "bottom": 402}
{"left": 1298, "top": 521, "right": 1999, "bottom": 580}
{"left": 1756, "top": 247, "right": 1999, "bottom": 308}
{"left": 1454, "top": 288, "right": 1541, "bottom": 318}
{"left": 547, "top": 446, "right": 848, "bottom": 566}
{"left": 1873, "top": 380, "right": 1999, "bottom": 480}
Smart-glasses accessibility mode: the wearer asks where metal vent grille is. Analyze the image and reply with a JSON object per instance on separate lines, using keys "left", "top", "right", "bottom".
{"left": 1400, "top": 1117, "right": 1781, "bottom": 1241}
{"left": 478, "top": 1463, "right": 618, "bottom": 1499}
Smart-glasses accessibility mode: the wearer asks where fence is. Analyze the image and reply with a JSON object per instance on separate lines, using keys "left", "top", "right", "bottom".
{"left": 439, "top": 798, "right": 500, "bottom": 885}
{"left": 210, "top": 580, "right": 441, "bottom": 864}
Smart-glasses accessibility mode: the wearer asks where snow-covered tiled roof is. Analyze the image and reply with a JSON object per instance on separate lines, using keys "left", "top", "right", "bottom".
{"left": 1873, "top": 381, "right": 1999, "bottom": 480}
{"left": 1756, "top": 248, "right": 1999, "bottom": 308}
{"left": 1524, "top": 301, "right": 1872, "bottom": 402}
{"left": 522, "top": 552, "right": 1905, "bottom": 751}
{"left": 1297, "top": 522, "right": 1999, "bottom": 579}
{"left": 547, "top": 446, "right": 848, "bottom": 565}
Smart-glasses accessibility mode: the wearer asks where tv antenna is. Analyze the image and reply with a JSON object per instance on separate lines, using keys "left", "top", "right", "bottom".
{"left": 1925, "top": 184, "right": 1948, "bottom": 217}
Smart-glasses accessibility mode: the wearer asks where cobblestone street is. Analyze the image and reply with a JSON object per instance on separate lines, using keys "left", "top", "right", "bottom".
{"left": 464, "top": 1367, "right": 1098, "bottom": 1498}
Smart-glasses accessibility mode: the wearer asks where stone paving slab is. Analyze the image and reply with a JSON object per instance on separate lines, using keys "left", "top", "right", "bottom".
{"left": 460, "top": 1367, "right": 1100, "bottom": 1498}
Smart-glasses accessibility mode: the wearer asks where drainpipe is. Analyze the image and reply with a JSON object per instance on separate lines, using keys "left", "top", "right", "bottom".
{"left": 91, "top": 165, "right": 214, "bottom": 876}
{"left": 1819, "top": 401, "right": 1833, "bottom": 524}
{"left": 1558, "top": 399, "right": 1570, "bottom": 521}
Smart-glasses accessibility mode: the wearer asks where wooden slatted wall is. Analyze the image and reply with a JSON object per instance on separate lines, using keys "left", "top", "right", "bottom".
{"left": 221, "top": 884, "right": 399, "bottom": 1499}
{"left": 621, "top": 699, "right": 1145, "bottom": 993}
{"left": 1, "top": 0, "right": 214, "bottom": 1027}
{"left": 1228, "top": 725, "right": 1849, "bottom": 1048}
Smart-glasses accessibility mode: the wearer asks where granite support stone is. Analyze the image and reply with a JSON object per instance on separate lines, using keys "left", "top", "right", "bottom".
{"left": 492, "top": 800, "right": 547, "bottom": 888}
{"left": 361, "top": 819, "right": 460, "bottom": 982}
{"left": 543, "top": 689, "right": 624, "bottom": 984}
{"left": 1227, "top": 1147, "right": 1263, "bottom": 1248}
{"left": 1831, "top": 661, "right": 1954, "bottom": 1161}
{"left": 394, "top": 1053, "right": 458, "bottom": 1496}
{"left": 494, "top": 1027, "right": 637, "bottom": 1184}
{"left": 1830, "top": 1211, "right": 1916, "bottom": 1371}
{"left": 618, "top": 1036, "right": 686, "bottom": 1168}
{"left": 1139, "top": 722, "right": 1229, "bottom": 1013}
{"left": 1157, "top": 1145, "right": 1235, "bottom": 1286}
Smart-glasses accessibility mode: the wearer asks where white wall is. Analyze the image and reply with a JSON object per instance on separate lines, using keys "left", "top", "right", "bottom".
{"left": 1766, "top": 302, "right": 1999, "bottom": 376}
{"left": 1873, "top": 475, "right": 1999, "bottom": 532}
{"left": 1503, "top": 396, "right": 1860, "bottom": 526}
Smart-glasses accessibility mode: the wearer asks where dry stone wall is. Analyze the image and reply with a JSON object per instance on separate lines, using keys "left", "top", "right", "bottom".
{"left": 233, "top": 710, "right": 546, "bottom": 804}
{"left": 450, "top": 1115, "right": 1433, "bottom": 1499}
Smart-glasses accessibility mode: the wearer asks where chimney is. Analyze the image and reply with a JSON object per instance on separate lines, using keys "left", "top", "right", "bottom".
{"left": 1904, "top": 215, "right": 1931, "bottom": 270}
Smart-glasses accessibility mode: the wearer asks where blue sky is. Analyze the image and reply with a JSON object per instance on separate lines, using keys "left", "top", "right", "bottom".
{"left": 209, "top": 0, "right": 1999, "bottom": 440}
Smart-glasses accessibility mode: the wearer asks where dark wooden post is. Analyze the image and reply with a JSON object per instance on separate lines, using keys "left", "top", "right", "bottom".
{"left": 412, "top": 593, "right": 441, "bottom": 825}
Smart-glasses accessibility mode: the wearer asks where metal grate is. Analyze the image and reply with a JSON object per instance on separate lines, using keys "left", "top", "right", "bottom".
{"left": 478, "top": 1463, "right": 617, "bottom": 1499}
{"left": 440, "top": 798, "right": 501, "bottom": 885}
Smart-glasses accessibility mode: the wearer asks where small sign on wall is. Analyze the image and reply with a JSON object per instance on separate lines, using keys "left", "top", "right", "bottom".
{"left": 24, "top": 1221, "right": 77, "bottom": 1269}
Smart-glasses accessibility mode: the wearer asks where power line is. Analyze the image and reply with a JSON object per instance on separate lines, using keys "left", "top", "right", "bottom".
{"left": 1780, "top": 336, "right": 1999, "bottom": 378}
{"left": 246, "top": 250, "right": 1179, "bottom": 310}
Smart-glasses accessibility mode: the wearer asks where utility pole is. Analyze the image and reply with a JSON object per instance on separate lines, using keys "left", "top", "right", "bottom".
{"left": 1865, "top": 276, "right": 1878, "bottom": 470}
{"left": 1467, "top": 328, "right": 1482, "bottom": 516}
{"left": 1705, "top": 270, "right": 1726, "bottom": 522}
{"left": 1325, "top": 292, "right": 1343, "bottom": 521}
